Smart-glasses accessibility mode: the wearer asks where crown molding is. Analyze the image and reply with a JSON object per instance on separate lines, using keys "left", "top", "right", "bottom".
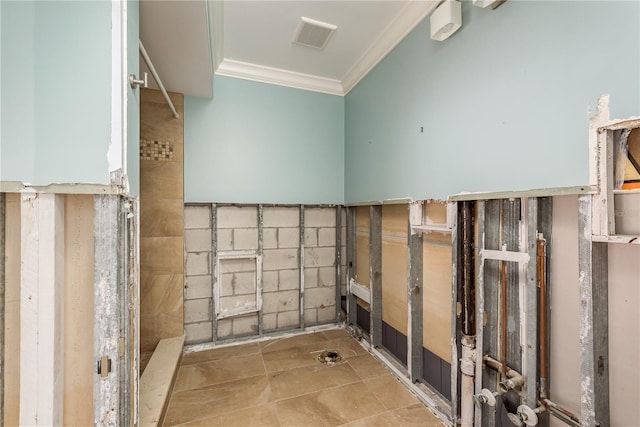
{"left": 216, "top": 59, "right": 345, "bottom": 96}
{"left": 341, "top": 1, "right": 437, "bottom": 95}
{"left": 214, "top": 1, "right": 436, "bottom": 97}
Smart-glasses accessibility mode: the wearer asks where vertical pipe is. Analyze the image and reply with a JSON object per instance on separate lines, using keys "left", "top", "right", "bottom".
{"left": 460, "top": 201, "right": 476, "bottom": 427}
{"left": 537, "top": 236, "right": 547, "bottom": 398}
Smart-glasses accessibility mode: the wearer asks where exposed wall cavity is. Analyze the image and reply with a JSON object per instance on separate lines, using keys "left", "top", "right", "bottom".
{"left": 183, "top": 204, "right": 343, "bottom": 346}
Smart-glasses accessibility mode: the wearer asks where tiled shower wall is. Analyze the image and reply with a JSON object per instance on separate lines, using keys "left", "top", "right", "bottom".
{"left": 183, "top": 204, "right": 347, "bottom": 345}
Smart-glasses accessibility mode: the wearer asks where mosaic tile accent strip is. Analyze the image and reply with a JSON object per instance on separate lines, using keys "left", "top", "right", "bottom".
{"left": 141, "top": 139, "right": 174, "bottom": 161}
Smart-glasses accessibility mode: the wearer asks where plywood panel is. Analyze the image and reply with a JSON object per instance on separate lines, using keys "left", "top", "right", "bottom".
{"left": 422, "top": 241, "right": 452, "bottom": 361}
{"left": 355, "top": 206, "right": 369, "bottom": 286}
{"left": 4, "top": 194, "right": 20, "bottom": 426}
{"left": 63, "top": 195, "right": 94, "bottom": 426}
{"left": 381, "top": 205, "right": 408, "bottom": 336}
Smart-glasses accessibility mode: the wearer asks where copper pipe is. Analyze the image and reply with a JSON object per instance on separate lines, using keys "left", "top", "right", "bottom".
{"left": 537, "top": 236, "right": 547, "bottom": 397}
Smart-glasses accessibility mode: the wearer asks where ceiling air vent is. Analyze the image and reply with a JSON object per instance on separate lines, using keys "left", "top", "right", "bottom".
{"left": 293, "top": 17, "right": 337, "bottom": 49}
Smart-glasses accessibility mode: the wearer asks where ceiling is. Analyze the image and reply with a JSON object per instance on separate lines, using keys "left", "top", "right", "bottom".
{"left": 140, "top": 0, "right": 438, "bottom": 98}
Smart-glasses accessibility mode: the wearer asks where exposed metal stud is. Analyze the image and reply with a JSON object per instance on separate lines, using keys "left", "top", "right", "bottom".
{"left": 335, "top": 206, "right": 342, "bottom": 322}
{"left": 0, "top": 192, "right": 5, "bottom": 424}
{"left": 578, "top": 195, "right": 610, "bottom": 427}
{"left": 524, "top": 198, "right": 538, "bottom": 408}
{"left": 474, "top": 200, "right": 486, "bottom": 427}
{"left": 93, "top": 195, "right": 122, "bottom": 426}
{"left": 503, "top": 199, "right": 521, "bottom": 375}
{"left": 299, "top": 205, "right": 305, "bottom": 329}
{"left": 211, "top": 203, "right": 218, "bottom": 342}
{"left": 346, "top": 207, "right": 357, "bottom": 326}
{"left": 407, "top": 202, "right": 424, "bottom": 382}
{"left": 450, "top": 201, "right": 461, "bottom": 423}
{"left": 370, "top": 205, "right": 383, "bottom": 347}
{"left": 258, "top": 205, "right": 264, "bottom": 336}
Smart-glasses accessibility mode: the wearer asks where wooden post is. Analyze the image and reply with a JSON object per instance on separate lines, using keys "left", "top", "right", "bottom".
{"left": 20, "top": 192, "right": 65, "bottom": 426}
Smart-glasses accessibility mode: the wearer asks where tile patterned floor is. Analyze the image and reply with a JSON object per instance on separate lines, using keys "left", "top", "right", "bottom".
{"left": 164, "top": 329, "right": 445, "bottom": 427}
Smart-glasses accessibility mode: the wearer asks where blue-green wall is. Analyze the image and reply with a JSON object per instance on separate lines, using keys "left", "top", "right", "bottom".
{"left": 1, "top": 1, "right": 112, "bottom": 185}
{"left": 345, "top": 1, "right": 640, "bottom": 203}
{"left": 185, "top": 75, "right": 345, "bottom": 204}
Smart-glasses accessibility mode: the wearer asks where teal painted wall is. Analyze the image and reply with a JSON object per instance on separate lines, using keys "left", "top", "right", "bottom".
{"left": 1, "top": 1, "right": 112, "bottom": 185}
{"left": 127, "top": 0, "right": 140, "bottom": 197}
{"left": 185, "top": 75, "right": 345, "bottom": 204}
{"left": 345, "top": 1, "right": 640, "bottom": 203}
{"left": 1, "top": 1, "right": 36, "bottom": 183}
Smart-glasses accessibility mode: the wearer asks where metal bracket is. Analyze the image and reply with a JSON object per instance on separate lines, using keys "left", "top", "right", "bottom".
{"left": 97, "top": 355, "right": 112, "bottom": 378}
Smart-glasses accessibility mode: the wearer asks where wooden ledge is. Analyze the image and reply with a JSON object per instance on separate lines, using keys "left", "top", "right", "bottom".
{"left": 139, "top": 335, "right": 185, "bottom": 427}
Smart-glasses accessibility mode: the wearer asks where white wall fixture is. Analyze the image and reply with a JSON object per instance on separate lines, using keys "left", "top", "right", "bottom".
{"left": 472, "top": 0, "right": 498, "bottom": 8}
{"left": 430, "top": 0, "right": 462, "bottom": 41}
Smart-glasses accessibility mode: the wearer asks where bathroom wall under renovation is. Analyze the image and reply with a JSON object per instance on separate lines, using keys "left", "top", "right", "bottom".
{"left": 3, "top": 194, "right": 96, "bottom": 426}
{"left": 183, "top": 204, "right": 346, "bottom": 345}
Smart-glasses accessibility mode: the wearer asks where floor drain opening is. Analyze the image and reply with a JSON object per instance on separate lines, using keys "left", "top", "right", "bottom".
{"left": 318, "top": 350, "right": 342, "bottom": 364}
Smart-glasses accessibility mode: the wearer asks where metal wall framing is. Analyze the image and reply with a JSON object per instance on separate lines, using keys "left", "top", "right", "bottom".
{"left": 369, "top": 205, "right": 383, "bottom": 348}
{"left": 578, "top": 195, "right": 610, "bottom": 427}
{"left": 211, "top": 204, "right": 218, "bottom": 341}
{"left": 299, "top": 205, "right": 305, "bottom": 329}
{"left": 407, "top": 202, "right": 424, "bottom": 382}
{"left": 93, "top": 195, "right": 124, "bottom": 425}
{"left": 346, "top": 207, "right": 357, "bottom": 327}
{"left": 0, "top": 193, "right": 5, "bottom": 424}
{"left": 335, "top": 206, "right": 342, "bottom": 321}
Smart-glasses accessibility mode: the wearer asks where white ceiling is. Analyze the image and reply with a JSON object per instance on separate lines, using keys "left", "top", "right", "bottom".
{"left": 140, "top": 0, "right": 438, "bottom": 98}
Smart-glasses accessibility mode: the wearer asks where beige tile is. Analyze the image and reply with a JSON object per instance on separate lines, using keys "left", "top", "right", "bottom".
{"left": 174, "top": 353, "right": 265, "bottom": 392}
{"left": 140, "top": 198, "right": 184, "bottom": 238}
{"left": 173, "top": 404, "right": 280, "bottom": 427}
{"left": 347, "top": 354, "right": 390, "bottom": 380}
{"left": 140, "top": 236, "right": 184, "bottom": 275}
{"left": 260, "top": 332, "right": 329, "bottom": 353}
{"left": 269, "top": 361, "right": 360, "bottom": 400}
{"left": 164, "top": 375, "right": 272, "bottom": 426}
{"left": 262, "top": 343, "right": 319, "bottom": 373}
{"left": 182, "top": 342, "right": 261, "bottom": 365}
{"left": 320, "top": 328, "right": 350, "bottom": 340}
{"left": 391, "top": 404, "right": 444, "bottom": 426}
{"left": 140, "top": 160, "right": 184, "bottom": 200}
{"left": 140, "top": 274, "right": 184, "bottom": 352}
{"left": 275, "top": 382, "right": 386, "bottom": 427}
{"left": 363, "top": 375, "right": 420, "bottom": 410}
{"left": 338, "top": 411, "right": 401, "bottom": 427}
{"left": 262, "top": 335, "right": 367, "bottom": 373}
